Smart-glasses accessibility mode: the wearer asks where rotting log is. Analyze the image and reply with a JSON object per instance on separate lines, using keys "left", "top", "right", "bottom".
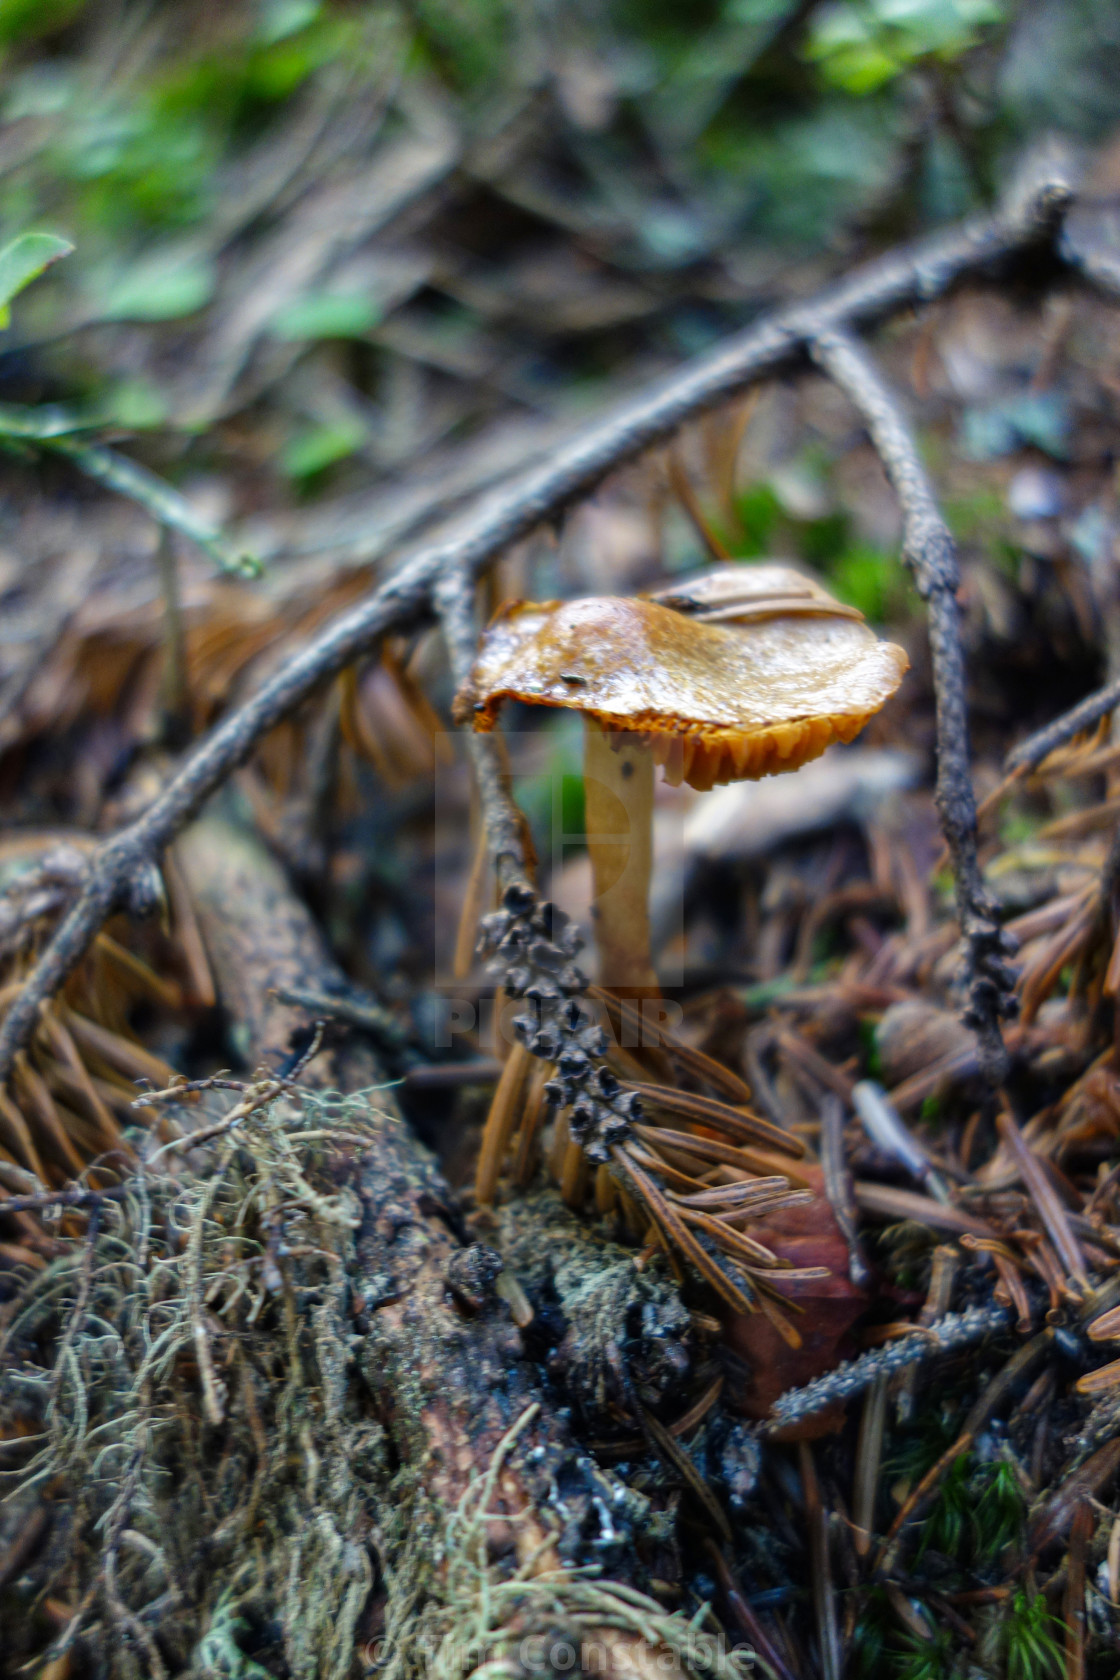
{"left": 175, "top": 818, "right": 706, "bottom": 1680}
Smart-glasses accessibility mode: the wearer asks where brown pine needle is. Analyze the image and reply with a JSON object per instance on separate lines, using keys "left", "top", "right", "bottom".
{"left": 854, "top": 1181, "right": 999, "bottom": 1239}
{"left": 996, "top": 1112, "right": 1088, "bottom": 1291}
{"left": 590, "top": 987, "right": 752, "bottom": 1100}
{"left": 560, "top": 1135, "right": 587, "bottom": 1208}
{"left": 1028, "top": 1437, "right": 1120, "bottom": 1555}
{"left": 852, "top": 1377, "right": 889, "bottom": 1558}
{"left": 1064, "top": 1498, "right": 1093, "bottom": 1680}
{"left": 1087, "top": 1302, "right": 1120, "bottom": 1341}
{"left": 475, "top": 1041, "right": 533, "bottom": 1205}
{"left": 39, "top": 1012, "right": 125, "bottom": 1154}
{"left": 616, "top": 1146, "right": 755, "bottom": 1315}
{"left": 594, "top": 1164, "right": 616, "bottom": 1215}
{"left": 625, "top": 1141, "right": 712, "bottom": 1195}
{"left": 0, "top": 1085, "right": 50, "bottom": 1183}
{"left": 675, "top": 1204, "right": 784, "bottom": 1268}
{"left": 626, "top": 1082, "right": 804, "bottom": 1156}
{"left": 164, "top": 848, "right": 217, "bottom": 1008}
{"left": 92, "top": 932, "right": 182, "bottom": 1010}
{"left": 666, "top": 444, "right": 733, "bottom": 562}
{"left": 338, "top": 664, "right": 407, "bottom": 790}
{"left": 667, "top": 1176, "right": 793, "bottom": 1211}
{"left": 632, "top": 1123, "right": 813, "bottom": 1186}
{"left": 1075, "top": 1358, "right": 1120, "bottom": 1396}
{"left": 639, "top": 1400, "right": 732, "bottom": 1544}
{"left": 513, "top": 1060, "right": 550, "bottom": 1188}
{"left": 453, "top": 820, "right": 492, "bottom": 981}
{"left": 13, "top": 1053, "right": 85, "bottom": 1175}
{"left": 62, "top": 1008, "right": 174, "bottom": 1089}
{"left": 382, "top": 639, "right": 453, "bottom": 763}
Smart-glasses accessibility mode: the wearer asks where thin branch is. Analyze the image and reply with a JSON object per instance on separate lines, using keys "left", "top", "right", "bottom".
{"left": 1005, "top": 672, "right": 1120, "bottom": 775}
{"left": 762, "top": 1303, "right": 1010, "bottom": 1435}
{"left": 0, "top": 1183, "right": 126, "bottom": 1215}
{"left": 270, "top": 984, "right": 411, "bottom": 1053}
{"left": 809, "top": 326, "right": 1019, "bottom": 1082}
{"left": 434, "top": 563, "right": 533, "bottom": 896}
{"left": 0, "top": 157, "right": 1074, "bottom": 1086}
{"left": 0, "top": 404, "right": 259, "bottom": 577}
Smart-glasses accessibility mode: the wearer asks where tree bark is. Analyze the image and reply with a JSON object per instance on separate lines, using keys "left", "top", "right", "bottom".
{"left": 176, "top": 818, "right": 696, "bottom": 1679}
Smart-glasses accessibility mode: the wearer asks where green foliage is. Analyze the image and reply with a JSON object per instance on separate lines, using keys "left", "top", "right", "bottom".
{"left": 1002, "top": 1592, "right": 1063, "bottom": 1680}
{"left": 806, "top": 0, "right": 1004, "bottom": 95}
{"left": 0, "top": 230, "right": 72, "bottom": 325}
{"left": 850, "top": 1587, "right": 963, "bottom": 1680}
{"left": 94, "top": 249, "right": 216, "bottom": 322}
{"left": 998, "top": 809, "right": 1039, "bottom": 848}
{"left": 270, "top": 292, "right": 382, "bottom": 341}
{"left": 893, "top": 1623, "right": 962, "bottom": 1680}
{"left": 733, "top": 482, "right": 783, "bottom": 554}
{"left": 513, "top": 712, "right": 588, "bottom": 873}
{"left": 731, "top": 479, "right": 913, "bottom": 623}
{"left": 154, "top": 6, "right": 358, "bottom": 129}
{"left": 561, "top": 771, "right": 587, "bottom": 855}
{"left": 0, "top": 0, "right": 86, "bottom": 46}
{"left": 14, "top": 5, "right": 364, "bottom": 243}
{"left": 916, "top": 1449, "right": 971, "bottom": 1561}
{"left": 891, "top": 1437, "right": 1027, "bottom": 1572}
{"left": 280, "top": 418, "right": 369, "bottom": 482}
{"left": 849, "top": 1586, "right": 896, "bottom": 1679}
{"left": 702, "top": 97, "right": 901, "bottom": 245}
{"left": 826, "top": 543, "right": 912, "bottom": 623}
{"left": 972, "top": 1455, "right": 1026, "bottom": 1560}
{"left": 96, "top": 378, "right": 169, "bottom": 431}
{"left": 408, "top": 0, "right": 528, "bottom": 92}
{"left": 859, "top": 1015, "right": 884, "bottom": 1079}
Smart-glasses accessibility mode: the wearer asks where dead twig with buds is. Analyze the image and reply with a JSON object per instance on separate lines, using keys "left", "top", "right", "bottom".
{"left": 0, "top": 156, "right": 1075, "bottom": 1090}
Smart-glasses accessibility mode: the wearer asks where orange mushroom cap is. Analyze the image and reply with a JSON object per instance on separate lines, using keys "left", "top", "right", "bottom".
{"left": 453, "top": 565, "right": 909, "bottom": 791}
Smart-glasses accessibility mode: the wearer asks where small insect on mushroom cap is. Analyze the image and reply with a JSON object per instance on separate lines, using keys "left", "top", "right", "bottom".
{"left": 453, "top": 563, "right": 909, "bottom": 791}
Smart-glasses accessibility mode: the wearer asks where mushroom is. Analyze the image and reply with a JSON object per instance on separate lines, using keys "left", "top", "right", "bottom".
{"left": 454, "top": 564, "right": 909, "bottom": 996}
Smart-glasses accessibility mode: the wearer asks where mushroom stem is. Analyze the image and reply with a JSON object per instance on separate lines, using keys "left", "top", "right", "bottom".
{"left": 583, "top": 716, "right": 660, "bottom": 998}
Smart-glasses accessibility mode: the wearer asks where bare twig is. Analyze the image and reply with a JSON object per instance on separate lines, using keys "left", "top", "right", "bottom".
{"left": 0, "top": 404, "right": 259, "bottom": 576}
{"left": 1006, "top": 673, "right": 1120, "bottom": 775}
{"left": 819, "top": 1093, "right": 871, "bottom": 1289}
{"left": 0, "top": 158, "right": 1074, "bottom": 1086}
{"left": 800, "top": 1442, "right": 841, "bottom": 1680}
{"left": 763, "top": 1303, "right": 1010, "bottom": 1435}
{"left": 435, "top": 562, "right": 533, "bottom": 896}
{"left": 809, "top": 327, "right": 1019, "bottom": 1082}
{"left": 270, "top": 984, "right": 411, "bottom": 1053}
{"left": 0, "top": 1183, "right": 125, "bottom": 1214}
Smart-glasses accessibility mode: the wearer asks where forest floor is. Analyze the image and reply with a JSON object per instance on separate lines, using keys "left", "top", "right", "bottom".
{"left": 5, "top": 5, "right": 1120, "bottom": 1680}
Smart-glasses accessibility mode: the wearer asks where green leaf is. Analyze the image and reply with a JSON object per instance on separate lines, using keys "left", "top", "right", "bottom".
{"left": 280, "top": 418, "right": 368, "bottom": 481}
{"left": 0, "top": 231, "right": 74, "bottom": 326}
{"left": 98, "top": 378, "right": 170, "bottom": 431}
{"left": 256, "top": 0, "right": 320, "bottom": 44}
{"left": 269, "top": 292, "right": 381, "bottom": 341}
{"left": 96, "top": 252, "right": 215, "bottom": 322}
{"left": 806, "top": 0, "right": 1003, "bottom": 94}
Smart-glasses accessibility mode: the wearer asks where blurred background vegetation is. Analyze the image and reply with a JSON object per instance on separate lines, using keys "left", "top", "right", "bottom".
{"left": 0, "top": 0, "right": 1117, "bottom": 505}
